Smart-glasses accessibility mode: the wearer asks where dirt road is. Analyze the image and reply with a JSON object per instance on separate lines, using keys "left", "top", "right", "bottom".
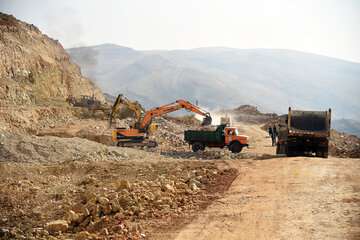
{"left": 171, "top": 123, "right": 360, "bottom": 240}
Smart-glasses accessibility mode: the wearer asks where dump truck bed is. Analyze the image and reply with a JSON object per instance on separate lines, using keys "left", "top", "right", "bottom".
{"left": 277, "top": 108, "right": 331, "bottom": 158}
{"left": 184, "top": 125, "right": 225, "bottom": 144}
{"left": 288, "top": 109, "right": 331, "bottom": 137}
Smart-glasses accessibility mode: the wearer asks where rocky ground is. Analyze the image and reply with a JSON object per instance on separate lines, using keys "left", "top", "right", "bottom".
{"left": 2, "top": 12, "right": 358, "bottom": 240}
{"left": 0, "top": 13, "right": 104, "bottom": 106}
{"left": 329, "top": 130, "right": 360, "bottom": 158}
{"left": 156, "top": 122, "right": 360, "bottom": 240}
{"left": 0, "top": 157, "right": 237, "bottom": 240}
{"left": 0, "top": 103, "right": 239, "bottom": 240}
{"left": 1, "top": 105, "right": 359, "bottom": 240}
{"left": 217, "top": 105, "right": 278, "bottom": 124}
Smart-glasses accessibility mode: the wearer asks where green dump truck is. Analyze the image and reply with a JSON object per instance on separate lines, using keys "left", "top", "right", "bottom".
{"left": 184, "top": 124, "right": 249, "bottom": 153}
{"left": 276, "top": 107, "right": 331, "bottom": 158}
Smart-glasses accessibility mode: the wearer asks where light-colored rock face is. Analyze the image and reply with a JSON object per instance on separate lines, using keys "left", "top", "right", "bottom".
{"left": 0, "top": 13, "right": 104, "bottom": 105}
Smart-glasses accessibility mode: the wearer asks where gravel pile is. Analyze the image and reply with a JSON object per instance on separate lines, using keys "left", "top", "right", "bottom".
{"left": 329, "top": 130, "right": 360, "bottom": 158}
{"left": 0, "top": 132, "right": 131, "bottom": 163}
{"left": 0, "top": 160, "right": 237, "bottom": 240}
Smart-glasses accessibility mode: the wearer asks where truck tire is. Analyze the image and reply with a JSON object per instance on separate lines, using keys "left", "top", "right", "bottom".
{"left": 317, "top": 147, "right": 328, "bottom": 158}
{"left": 276, "top": 143, "right": 287, "bottom": 155}
{"left": 192, "top": 142, "right": 204, "bottom": 152}
{"left": 276, "top": 143, "right": 281, "bottom": 154}
{"left": 230, "top": 142, "right": 242, "bottom": 153}
{"left": 286, "top": 146, "right": 295, "bottom": 157}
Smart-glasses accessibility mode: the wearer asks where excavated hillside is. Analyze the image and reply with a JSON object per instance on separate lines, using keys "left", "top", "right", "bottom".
{"left": 0, "top": 15, "right": 239, "bottom": 239}
{"left": 0, "top": 13, "right": 104, "bottom": 106}
{"left": 0, "top": 13, "right": 358, "bottom": 240}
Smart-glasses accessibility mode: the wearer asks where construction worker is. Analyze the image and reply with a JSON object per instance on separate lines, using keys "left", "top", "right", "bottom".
{"left": 268, "top": 127, "right": 275, "bottom": 146}
{"left": 272, "top": 125, "right": 278, "bottom": 146}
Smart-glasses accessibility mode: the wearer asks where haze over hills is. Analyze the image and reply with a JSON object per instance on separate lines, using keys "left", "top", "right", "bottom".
{"left": 67, "top": 44, "right": 360, "bottom": 123}
{"left": 332, "top": 119, "right": 360, "bottom": 137}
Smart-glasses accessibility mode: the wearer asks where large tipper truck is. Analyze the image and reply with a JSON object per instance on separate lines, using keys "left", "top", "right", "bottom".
{"left": 276, "top": 107, "right": 331, "bottom": 158}
{"left": 184, "top": 124, "right": 249, "bottom": 153}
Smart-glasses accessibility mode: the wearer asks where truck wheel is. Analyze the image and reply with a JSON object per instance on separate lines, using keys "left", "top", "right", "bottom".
{"left": 276, "top": 143, "right": 286, "bottom": 155}
{"left": 230, "top": 142, "right": 242, "bottom": 153}
{"left": 285, "top": 146, "right": 295, "bottom": 157}
{"left": 318, "top": 147, "right": 328, "bottom": 158}
{"left": 192, "top": 142, "right": 204, "bottom": 152}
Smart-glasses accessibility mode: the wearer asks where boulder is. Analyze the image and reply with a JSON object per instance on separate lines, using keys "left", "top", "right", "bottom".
{"left": 67, "top": 210, "right": 80, "bottom": 224}
{"left": 75, "top": 231, "right": 97, "bottom": 240}
{"left": 162, "top": 183, "right": 175, "bottom": 193}
{"left": 45, "top": 220, "right": 68, "bottom": 234}
{"left": 110, "top": 199, "right": 122, "bottom": 213}
{"left": 189, "top": 179, "right": 201, "bottom": 188}
{"left": 0, "top": 228, "right": 10, "bottom": 238}
{"left": 117, "top": 180, "right": 131, "bottom": 190}
{"left": 81, "top": 191, "right": 96, "bottom": 202}
{"left": 97, "top": 196, "right": 110, "bottom": 205}
{"left": 118, "top": 196, "right": 134, "bottom": 209}
{"left": 190, "top": 183, "right": 199, "bottom": 191}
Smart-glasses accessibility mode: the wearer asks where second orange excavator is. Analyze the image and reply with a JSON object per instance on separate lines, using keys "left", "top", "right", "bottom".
{"left": 109, "top": 95, "right": 212, "bottom": 147}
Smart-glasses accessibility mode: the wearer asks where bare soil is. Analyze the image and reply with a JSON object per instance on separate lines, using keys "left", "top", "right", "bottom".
{"left": 161, "top": 122, "right": 360, "bottom": 240}
{"left": 0, "top": 116, "right": 359, "bottom": 239}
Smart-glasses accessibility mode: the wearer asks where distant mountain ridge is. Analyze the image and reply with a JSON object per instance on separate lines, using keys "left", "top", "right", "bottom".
{"left": 332, "top": 119, "right": 360, "bottom": 137}
{"left": 67, "top": 44, "right": 360, "bottom": 123}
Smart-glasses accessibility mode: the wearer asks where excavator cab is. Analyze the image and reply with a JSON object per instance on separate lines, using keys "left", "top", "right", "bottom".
{"left": 147, "top": 123, "right": 159, "bottom": 134}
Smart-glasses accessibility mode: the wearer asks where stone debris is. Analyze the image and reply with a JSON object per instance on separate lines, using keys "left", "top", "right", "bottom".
{"left": 0, "top": 132, "right": 134, "bottom": 163}
{"left": 117, "top": 179, "right": 131, "bottom": 190}
{"left": 0, "top": 228, "right": 10, "bottom": 238}
{"left": 58, "top": 166, "right": 234, "bottom": 239}
{"left": 329, "top": 130, "right": 360, "bottom": 158}
{"left": 0, "top": 12, "right": 104, "bottom": 109}
{"left": 149, "top": 117, "right": 189, "bottom": 150}
{"left": 218, "top": 105, "right": 278, "bottom": 124}
{"left": 0, "top": 158, "right": 237, "bottom": 239}
{"left": 45, "top": 220, "right": 68, "bottom": 234}
{"left": 75, "top": 231, "right": 97, "bottom": 240}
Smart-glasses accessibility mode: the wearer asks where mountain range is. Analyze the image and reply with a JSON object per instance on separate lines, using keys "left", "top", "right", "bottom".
{"left": 67, "top": 44, "right": 360, "bottom": 135}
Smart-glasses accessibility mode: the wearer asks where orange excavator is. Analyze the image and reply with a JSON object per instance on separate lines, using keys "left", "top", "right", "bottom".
{"left": 109, "top": 95, "right": 212, "bottom": 147}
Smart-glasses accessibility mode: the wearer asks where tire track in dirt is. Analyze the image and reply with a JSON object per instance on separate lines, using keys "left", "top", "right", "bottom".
{"left": 172, "top": 123, "right": 360, "bottom": 240}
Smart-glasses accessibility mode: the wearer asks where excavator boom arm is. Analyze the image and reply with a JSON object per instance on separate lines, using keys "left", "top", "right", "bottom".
{"left": 109, "top": 94, "right": 145, "bottom": 128}
{"left": 140, "top": 99, "right": 211, "bottom": 130}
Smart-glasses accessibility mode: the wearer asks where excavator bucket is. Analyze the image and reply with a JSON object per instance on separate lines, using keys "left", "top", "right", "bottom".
{"left": 202, "top": 115, "right": 212, "bottom": 126}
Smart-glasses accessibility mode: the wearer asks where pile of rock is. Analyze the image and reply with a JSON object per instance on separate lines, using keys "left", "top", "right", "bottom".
{"left": 39, "top": 166, "right": 230, "bottom": 239}
{"left": 0, "top": 106, "right": 75, "bottom": 134}
{"left": 0, "top": 133, "right": 130, "bottom": 163}
{"left": 150, "top": 118, "right": 188, "bottom": 150}
{"left": 219, "top": 105, "right": 278, "bottom": 124}
{"left": 161, "top": 148, "right": 258, "bottom": 160}
{"left": 329, "top": 130, "right": 360, "bottom": 158}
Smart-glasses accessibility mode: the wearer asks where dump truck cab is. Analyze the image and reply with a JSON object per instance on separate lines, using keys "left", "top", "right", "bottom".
{"left": 184, "top": 124, "right": 249, "bottom": 153}
{"left": 224, "top": 127, "right": 248, "bottom": 146}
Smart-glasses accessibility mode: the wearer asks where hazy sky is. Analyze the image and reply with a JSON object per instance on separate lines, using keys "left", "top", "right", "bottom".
{"left": 1, "top": 0, "right": 360, "bottom": 62}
